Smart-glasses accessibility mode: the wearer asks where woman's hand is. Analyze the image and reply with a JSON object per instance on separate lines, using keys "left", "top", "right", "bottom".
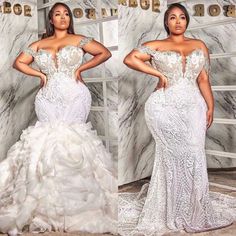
{"left": 206, "top": 109, "right": 214, "bottom": 129}
{"left": 75, "top": 69, "right": 85, "bottom": 84}
{"left": 154, "top": 74, "right": 168, "bottom": 91}
{"left": 39, "top": 73, "right": 47, "bottom": 88}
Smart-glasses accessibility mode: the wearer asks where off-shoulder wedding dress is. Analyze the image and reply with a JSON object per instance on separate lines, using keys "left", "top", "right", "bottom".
{"left": 119, "top": 45, "right": 236, "bottom": 236}
{"left": 0, "top": 36, "right": 117, "bottom": 235}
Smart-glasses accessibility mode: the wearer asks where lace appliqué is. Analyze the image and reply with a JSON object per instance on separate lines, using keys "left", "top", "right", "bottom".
{"left": 21, "top": 38, "right": 93, "bottom": 124}
{"left": 134, "top": 45, "right": 156, "bottom": 56}
{"left": 203, "top": 56, "right": 211, "bottom": 75}
{"left": 23, "top": 47, "right": 37, "bottom": 57}
{"left": 79, "top": 36, "right": 93, "bottom": 48}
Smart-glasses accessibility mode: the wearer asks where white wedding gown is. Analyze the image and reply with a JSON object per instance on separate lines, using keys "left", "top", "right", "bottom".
{"left": 119, "top": 45, "right": 236, "bottom": 235}
{"left": 0, "top": 36, "right": 117, "bottom": 234}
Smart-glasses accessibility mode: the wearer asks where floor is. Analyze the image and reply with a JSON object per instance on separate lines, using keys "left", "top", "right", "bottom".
{"left": 16, "top": 233, "right": 112, "bottom": 236}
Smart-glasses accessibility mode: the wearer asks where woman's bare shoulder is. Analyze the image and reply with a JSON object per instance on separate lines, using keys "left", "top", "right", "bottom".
{"left": 141, "top": 39, "right": 166, "bottom": 50}
{"left": 186, "top": 38, "right": 208, "bottom": 49}
{"left": 27, "top": 39, "right": 42, "bottom": 51}
{"left": 73, "top": 34, "right": 91, "bottom": 41}
{"left": 28, "top": 36, "right": 55, "bottom": 50}
{"left": 34, "top": 34, "right": 80, "bottom": 48}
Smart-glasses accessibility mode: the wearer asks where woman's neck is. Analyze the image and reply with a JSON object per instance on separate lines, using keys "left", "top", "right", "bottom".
{"left": 53, "top": 30, "right": 68, "bottom": 39}
{"left": 168, "top": 34, "right": 186, "bottom": 43}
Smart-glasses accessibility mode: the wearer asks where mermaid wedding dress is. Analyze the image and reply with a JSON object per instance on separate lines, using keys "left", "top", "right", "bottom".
{"left": 119, "top": 45, "right": 236, "bottom": 235}
{"left": 0, "top": 36, "right": 117, "bottom": 234}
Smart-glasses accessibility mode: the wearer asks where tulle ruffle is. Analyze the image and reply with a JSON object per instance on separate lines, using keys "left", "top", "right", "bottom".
{"left": 0, "top": 121, "right": 117, "bottom": 234}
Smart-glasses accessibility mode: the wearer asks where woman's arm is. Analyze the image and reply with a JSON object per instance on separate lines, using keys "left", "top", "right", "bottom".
{"left": 197, "top": 42, "right": 214, "bottom": 129}
{"left": 77, "top": 39, "right": 112, "bottom": 72}
{"left": 75, "top": 37, "right": 112, "bottom": 83}
{"left": 13, "top": 41, "right": 46, "bottom": 87}
{"left": 123, "top": 41, "right": 168, "bottom": 90}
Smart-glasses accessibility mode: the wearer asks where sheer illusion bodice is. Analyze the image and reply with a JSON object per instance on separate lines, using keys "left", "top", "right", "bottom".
{"left": 25, "top": 43, "right": 86, "bottom": 77}
{"left": 118, "top": 45, "right": 236, "bottom": 236}
{"left": 137, "top": 45, "right": 210, "bottom": 86}
{"left": 24, "top": 36, "right": 93, "bottom": 123}
{"left": 0, "top": 36, "right": 117, "bottom": 235}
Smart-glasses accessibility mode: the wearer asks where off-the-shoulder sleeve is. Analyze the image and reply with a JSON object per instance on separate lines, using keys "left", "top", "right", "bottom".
{"left": 203, "top": 55, "right": 211, "bottom": 75}
{"left": 78, "top": 36, "right": 94, "bottom": 48}
{"left": 133, "top": 45, "right": 156, "bottom": 56}
{"left": 22, "top": 47, "right": 37, "bottom": 58}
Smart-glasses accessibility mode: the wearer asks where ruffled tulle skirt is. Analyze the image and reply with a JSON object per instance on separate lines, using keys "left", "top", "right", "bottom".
{"left": 0, "top": 121, "right": 117, "bottom": 234}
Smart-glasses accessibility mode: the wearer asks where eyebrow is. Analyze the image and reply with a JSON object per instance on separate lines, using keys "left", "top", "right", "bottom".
{"left": 169, "top": 13, "right": 185, "bottom": 16}
{"left": 55, "top": 10, "right": 68, "bottom": 13}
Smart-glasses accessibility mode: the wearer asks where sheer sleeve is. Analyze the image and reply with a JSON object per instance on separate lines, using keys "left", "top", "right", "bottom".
{"left": 78, "top": 36, "right": 94, "bottom": 48}
{"left": 22, "top": 47, "right": 37, "bottom": 58}
{"left": 203, "top": 54, "right": 211, "bottom": 76}
{"left": 200, "top": 45, "right": 211, "bottom": 76}
{"left": 133, "top": 45, "right": 156, "bottom": 56}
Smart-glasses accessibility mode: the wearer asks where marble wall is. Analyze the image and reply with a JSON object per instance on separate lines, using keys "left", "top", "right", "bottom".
{"left": 0, "top": 0, "right": 38, "bottom": 161}
{"left": 184, "top": 0, "right": 236, "bottom": 169}
{"left": 118, "top": 0, "right": 167, "bottom": 185}
{"left": 118, "top": 0, "right": 236, "bottom": 185}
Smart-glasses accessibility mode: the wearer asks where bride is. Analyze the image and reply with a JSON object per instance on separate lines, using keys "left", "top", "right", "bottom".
{"left": 0, "top": 2, "right": 117, "bottom": 235}
{"left": 119, "top": 3, "right": 235, "bottom": 236}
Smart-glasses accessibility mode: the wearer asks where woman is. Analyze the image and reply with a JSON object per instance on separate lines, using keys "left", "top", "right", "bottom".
{"left": 119, "top": 3, "right": 235, "bottom": 236}
{"left": 0, "top": 2, "right": 117, "bottom": 235}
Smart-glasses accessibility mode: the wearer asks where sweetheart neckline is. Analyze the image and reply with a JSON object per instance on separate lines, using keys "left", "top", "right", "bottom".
{"left": 37, "top": 45, "right": 84, "bottom": 58}
{"left": 153, "top": 48, "right": 204, "bottom": 58}
{"left": 36, "top": 45, "right": 84, "bottom": 71}
{"left": 151, "top": 48, "right": 205, "bottom": 77}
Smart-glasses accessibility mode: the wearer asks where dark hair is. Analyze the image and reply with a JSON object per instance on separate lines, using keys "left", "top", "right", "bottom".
{"left": 164, "top": 3, "right": 190, "bottom": 35}
{"left": 43, "top": 2, "right": 75, "bottom": 38}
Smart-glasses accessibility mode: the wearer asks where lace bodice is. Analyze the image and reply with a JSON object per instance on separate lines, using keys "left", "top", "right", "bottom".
{"left": 134, "top": 45, "right": 210, "bottom": 88}
{"left": 22, "top": 36, "right": 93, "bottom": 124}
{"left": 23, "top": 36, "right": 93, "bottom": 78}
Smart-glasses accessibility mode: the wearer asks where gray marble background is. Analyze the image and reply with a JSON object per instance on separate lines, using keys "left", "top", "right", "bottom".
{"left": 118, "top": 0, "right": 236, "bottom": 185}
{"left": 118, "top": 0, "right": 167, "bottom": 185}
{"left": 0, "top": 0, "right": 38, "bottom": 162}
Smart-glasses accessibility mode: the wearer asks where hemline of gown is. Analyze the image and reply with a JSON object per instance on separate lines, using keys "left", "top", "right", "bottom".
{"left": 118, "top": 182, "right": 236, "bottom": 236}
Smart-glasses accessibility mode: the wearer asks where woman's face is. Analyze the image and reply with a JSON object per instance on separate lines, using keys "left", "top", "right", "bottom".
{"left": 166, "top": 7, "right": 187, "bottom": 35}
{"left": 51, "top": 5, "right": 70, "bottom": 31}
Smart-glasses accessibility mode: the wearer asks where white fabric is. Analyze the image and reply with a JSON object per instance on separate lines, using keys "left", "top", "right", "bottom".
{"left": 0, "top": 36, "right": 117, "bottom": 234}
{"left": 118, "top": 45, "right": 236, "bottom": 236}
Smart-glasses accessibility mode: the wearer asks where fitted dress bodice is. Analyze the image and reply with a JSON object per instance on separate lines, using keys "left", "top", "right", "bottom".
{"left": 135, "top": 45, "right": 210, "bottom": 111}
{"left": 23, "top": 36, "right": 93, "bottom": 123}
{"left": 28, "top": 45, "right": 84, "bottom": 78}
{"left": 135, "top": 45, "right": 210, "bottom": 88}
